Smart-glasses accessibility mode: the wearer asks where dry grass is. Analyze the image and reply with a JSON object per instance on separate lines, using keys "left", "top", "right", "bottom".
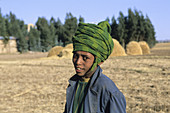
{"left": 0, "top": 43, "right": 170, "bottom": 113}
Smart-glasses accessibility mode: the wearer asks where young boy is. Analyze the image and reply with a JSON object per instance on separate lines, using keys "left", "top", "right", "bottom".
{"left": 64, "top": 21, "right": 126, "bottom": 113}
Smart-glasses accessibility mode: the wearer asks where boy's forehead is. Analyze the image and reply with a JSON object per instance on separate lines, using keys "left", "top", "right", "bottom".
{"left": 73, "top": 51, "right": 93, "bottom": 56}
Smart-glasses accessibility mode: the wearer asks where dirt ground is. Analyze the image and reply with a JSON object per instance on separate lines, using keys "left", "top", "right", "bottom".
{"left": 0, "top": 43, "right": 170, "bottom": 113}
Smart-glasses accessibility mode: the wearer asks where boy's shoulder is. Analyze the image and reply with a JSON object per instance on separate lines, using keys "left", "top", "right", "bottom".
{"left": 94, "top": 73, "right": 120, "bottom": 93}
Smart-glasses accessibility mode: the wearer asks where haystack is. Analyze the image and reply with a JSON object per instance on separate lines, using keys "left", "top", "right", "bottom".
{"left": 65, "top": 43, "right": 73, "bottom": 49}
{"left": 57, "top": 44, "right": 73, "bottom": 58}
{"left": 110, "top": 39, "right": 126, "bottom": 57}
{"left": 126, "top": 41, "right": 143, "bottom": 55}
{"left": 139, "top": 41, "right": 150, "bottom": 55}
{"left": 47, "top": 46, "right": 63, "bottom": 57}
{"left": 58, "top": 48, "right": 73, "bottom": 58}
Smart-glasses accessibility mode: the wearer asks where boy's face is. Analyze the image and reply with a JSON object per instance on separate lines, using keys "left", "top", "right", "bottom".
{"left": 72, "top": 51, "right": 96, "bottom": 78}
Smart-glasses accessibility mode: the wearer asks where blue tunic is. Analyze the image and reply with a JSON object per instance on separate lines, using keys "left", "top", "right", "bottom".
{"left": 64, "top": 66, "right": 126, "bottom": 113}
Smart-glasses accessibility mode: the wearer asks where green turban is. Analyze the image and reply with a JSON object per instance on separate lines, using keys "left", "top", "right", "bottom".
{"left": 72, "top": 21, "right": 114, "bottom": 71}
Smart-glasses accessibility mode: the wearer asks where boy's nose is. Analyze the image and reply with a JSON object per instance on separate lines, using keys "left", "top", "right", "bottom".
{"left": 76, "top": 57, "right": 83, "bottom": 64}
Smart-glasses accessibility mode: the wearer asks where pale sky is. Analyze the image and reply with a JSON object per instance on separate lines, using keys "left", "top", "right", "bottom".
{"left": 0, "top": 0, "right": 170, "bottom": 40}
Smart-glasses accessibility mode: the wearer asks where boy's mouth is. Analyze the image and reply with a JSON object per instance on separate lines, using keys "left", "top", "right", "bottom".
{"left": 76, "top": 67, "right": 84, "bottom": 73}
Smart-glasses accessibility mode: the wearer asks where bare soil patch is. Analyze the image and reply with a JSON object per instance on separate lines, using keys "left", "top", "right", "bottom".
{"left": 0, "top": 43, "right": 170, "bottom": 113}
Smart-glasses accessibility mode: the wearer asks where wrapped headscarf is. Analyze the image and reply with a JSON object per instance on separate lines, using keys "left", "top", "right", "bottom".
{"left": 72, "top": 21, "right": 114, "bottom": 71}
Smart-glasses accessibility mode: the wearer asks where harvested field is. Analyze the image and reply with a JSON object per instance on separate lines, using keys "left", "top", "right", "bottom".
{"left": 150, "top": 43, "right": 170, "bottom": 56}
{"left": 0, "top": 43, "right": 170, "bottom": 113}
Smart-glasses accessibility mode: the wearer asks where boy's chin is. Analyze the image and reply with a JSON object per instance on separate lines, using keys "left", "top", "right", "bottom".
{"left": 76, "top": 73, "right": 84, "bottom": 77}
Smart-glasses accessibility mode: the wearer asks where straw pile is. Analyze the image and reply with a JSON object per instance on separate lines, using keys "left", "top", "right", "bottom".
{"left": 126, "top": 41, "right": 143, "bottom": 55}
{"left": 57, "top": 43, "right": 73, "bottom": 58}
{"left": 65, "top": 43, "right": 73, "bottom": 49}
{"left": 110, "top": 39, "right": 126, "bottom": 57}
{"left": 47, "top": 46, "right": 63, "bottom": 57}
{"left": 47, "top": 43, "right": 73, "bottom": 58}
{"left": 58, "top": 48, "right": 73, "bottom": 58}
{"left": 139, "top": 41, "right": 150, "bottom": 55}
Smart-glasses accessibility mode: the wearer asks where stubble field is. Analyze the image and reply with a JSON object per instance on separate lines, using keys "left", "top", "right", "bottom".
{"left": 0, "top": 43, "right": 170, "bottom": 113}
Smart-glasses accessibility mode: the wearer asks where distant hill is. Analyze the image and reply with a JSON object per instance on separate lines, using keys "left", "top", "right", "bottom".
{"left": 157, "top": 39, "right": 170, "bottom": 43}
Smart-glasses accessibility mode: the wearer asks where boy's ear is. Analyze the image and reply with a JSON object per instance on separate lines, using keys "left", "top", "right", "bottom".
{"left": 98, "top": 62, "right": 103, "bottom": 66}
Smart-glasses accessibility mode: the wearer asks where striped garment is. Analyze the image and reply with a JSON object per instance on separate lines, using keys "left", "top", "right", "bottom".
{"left": 72, "top": 21, "right": 114, "bottom": 71}
{"left": 72, "top": 78, "right": 90, "bottom": 113}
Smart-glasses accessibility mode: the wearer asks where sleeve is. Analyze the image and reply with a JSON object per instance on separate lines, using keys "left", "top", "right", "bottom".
{"left": 105, "top": 91, "right": 126, "bottom": 113}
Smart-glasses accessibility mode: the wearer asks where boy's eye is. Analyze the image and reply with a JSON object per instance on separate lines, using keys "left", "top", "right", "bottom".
{"left": 83, "top": 56, "right": 88, "bottom": 60}
{"left": 73, "top": 54, "right": 78, "bottom": 58}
